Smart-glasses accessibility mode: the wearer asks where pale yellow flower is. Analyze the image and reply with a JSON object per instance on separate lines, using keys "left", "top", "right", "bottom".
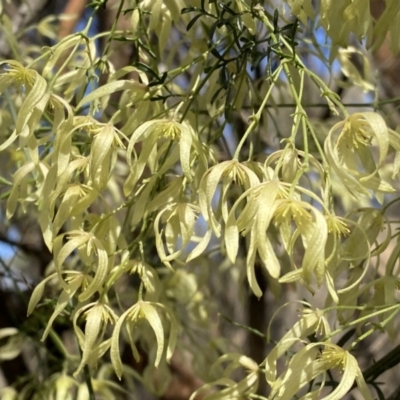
{"left": 190, "top": 353, "right": 259, "bottom": 400}
{"left": 73, "top": 302, "right": 118, "bottom": 377}
{"left": 199, "top": 159, "right": 260, "bottom": 238}
{"left": 111, "top": 301, "right": 178, "bottom": 379}
{"left": 155, "top": 202, "right": 212, "bottom": 269}
{"left": 0, "top": 60, "right": 48, "bottom": 152}
{"left": 325, "top": 112, "right": 400, "bottom": 203}
{"left": 268, "top": 343, "right": 372, "bottom": 400}
{"left": 274, "top": 199, "right": 328, "bottom": 286}
{"left": 124, "top": 119, "right": 203, "bottom": 195}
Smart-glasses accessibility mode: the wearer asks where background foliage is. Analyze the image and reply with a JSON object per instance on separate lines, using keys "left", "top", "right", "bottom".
{"left": 1, "top": 0, "right": 400, "bottom": 399}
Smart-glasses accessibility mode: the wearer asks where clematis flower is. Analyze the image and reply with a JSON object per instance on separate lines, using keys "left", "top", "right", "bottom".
{"left": 0, "top": 60, "right": 48, "bottom": 152}
{"left": 51, "top": 230, "right": 110, "bottom": 301}
{"left": 28, "top": 270, "right": 84, "bottom": 340}
{"left": 265, "top": 304, "right": 330, "bottom": 386}
{"left": 325, "top": 214, "right": 350, "bottom": 237}
{"left": 39, "top": 156, "right": 89, "bottom": 249}
{"left": 274, "top": 198, "right": 328, "bottom": 287}
{"left": 224, "top": 174, "right": 329, "bottom": 297}
{"left": 73, "top": 302, "right": 118, "bottom": 377}
{"left": 268, "top": 343, "right": 373, "bottom": 400}
{"left": 189, "top": 353, "right": 259, "bottom": 400}
{"left": 123, "top": 119, "right": 205, "bottom": 195}
{"left": 0, "top": 327, "right": 25, "bottom": 361}
{"left": 75, "top": 74, "right": 148, "bottom": 113}
{"left": 139, "top": 0, "right": 188, "bottom": 52}
{"left": 110, "top": 301, "right": 178, "bottom": 379}
{"left": 127, "top": 259, "right": 161, "bottom": 302}
{"left": 199, "top": 159, "right": 260, "bottom": 237}
{"left": 325, "top": 112, "right": 400, "bottom": 203}
{"left": 225, "top": 180, "right": 282, "bottom": 297}
{"left": 47, "top": 373, "right": 78, "bottom": 400}
{"left": 88, "top": 122, "right": 127, "bottom": 190}
{"left": 130, "top": 175, "right": 185, "bottom": 227}
{"left": 0, "top": 60, "right": 38, "bottom": 90}
{"left": 154, "top": 202, "right": 212, "bottom": 270}
{"left": 0, "top": 387, "right": 18, "bottom": 400}
{"left": 6, "top": 161, "right": 48, "bottom": 220}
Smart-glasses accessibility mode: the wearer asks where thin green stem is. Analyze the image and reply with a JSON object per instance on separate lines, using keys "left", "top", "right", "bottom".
{"left": 233, "top": 64, "right": 283, "bottom": 160}
{"left": 47, "top": 5, "right": 98, "bottom": 88}
{"left": 48, "top": 329, "right": 74, "bottom": 360}
{"left": 84, "top": 364, "right": 96, "bottom": 400}
{"left": 383, "top": 196, "right": 400, "bottom": 213}
{"left": 91, "top": 198, "right": 132, "bottom": 232}
{"left": 179, "top": 42, "right": 235, "bottom": 123}
{"left": 102, "top": 0, "right": 125, "bottom": 57}
{"left": 48, "top": 41, "right": 81, "bottom": 89}
{"left": 192, "top": 100, "right": 400, "bottom": 113}
{"left": 325, "top": 303, "right": 400, "bottom": 341}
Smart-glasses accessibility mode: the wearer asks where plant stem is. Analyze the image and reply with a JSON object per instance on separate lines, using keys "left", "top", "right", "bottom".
{"left": 102, "top": 0, "right": 125, "bottom": 57}
{"left": 363, "top": 342, "right": 400, "bottom": 382}
{"left": 84, "top": 364, "right": 96, "bottom": 400}
{"left": 233, "top": 64, "right": 283, "bottom": 160}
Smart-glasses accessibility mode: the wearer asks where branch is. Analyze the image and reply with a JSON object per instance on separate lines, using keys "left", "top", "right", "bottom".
{"left": 363, "top": 343, "right": 400, "bottom": 383}
{"left": 0, "top": 233, "right": 45, "bottom": 259}
{"left": 388, "top": 384, "right": 400, "bottom": 400}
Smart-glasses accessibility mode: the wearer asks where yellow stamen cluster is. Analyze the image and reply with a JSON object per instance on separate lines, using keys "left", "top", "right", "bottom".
{"left": 326, "top": 215, "right": 350, "bottom": 236}
{"left": 222, "top": 160, "right": 247, "bottom": 185}
{"left": 161, "top": 120, "right": 181, "bottom": 140}
{"left": 274, "top": 200, "right": 311, "bottom": 228}
{"left": 320, "top": 346, "right": 346, "bottom": 370}
{"left": 6, "top": 66, "right": 36, "bottom": 87}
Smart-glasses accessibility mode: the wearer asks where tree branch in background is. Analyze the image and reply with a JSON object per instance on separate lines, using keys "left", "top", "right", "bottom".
{"left": 58, "top": 0, "right": 86, "bottom": 39}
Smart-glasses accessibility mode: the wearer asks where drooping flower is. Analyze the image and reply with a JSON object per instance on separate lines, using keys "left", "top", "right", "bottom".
{"left": 110, "top": 301, "right": 178, "bottom": 379}
{"left": 225, "top": 179, "right": 282, "bottom": 297}
{"left": 325, "top": 112, "right": 400, "bottom": 203}
{"left": 0, "top": 60, "right": 48, "bottom": 152}
{"left": 189, "top": 353, "right": 259, "bottom": 400}
{"left": 52, "top": 230, "right": 110, "bottom": 301}
{"left": 73, "top": 302, "right": 118, "bottom": 377}
{"left": 124, "top": 119, "right": 205, "bottom": 195}
{"left": 155, "top": 202, "right": 212, "bottom": 269}
{"left": 199, "top": 159, "right": 260, "bottom": 237}
{"left": 276, "top": 198, "right": 328, "bottom": 287}
{"left": 265, "top": 304, "right": 330, "bottom": 386}
{"left": 267, "top": 343, "right": 373, "bottom": 400}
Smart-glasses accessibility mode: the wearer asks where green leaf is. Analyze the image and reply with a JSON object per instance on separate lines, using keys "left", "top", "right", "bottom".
{"left": 76, "top": 80, "right": 145, "bottom": 110}
{"left": 186, "top": 13, "right": 203, "bottom": 31}
{"left": 181, "top": 7, "right": 203, "bottom": 14}
{"left": 27, "top": 273, "right": 57, "bottom": 316}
